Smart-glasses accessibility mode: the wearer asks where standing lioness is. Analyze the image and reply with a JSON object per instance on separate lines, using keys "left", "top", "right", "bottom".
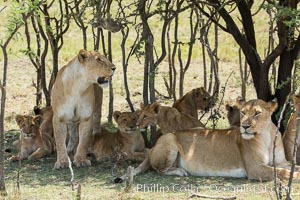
{"left": 51, "top": 49, "right": 115, "bottom": 169}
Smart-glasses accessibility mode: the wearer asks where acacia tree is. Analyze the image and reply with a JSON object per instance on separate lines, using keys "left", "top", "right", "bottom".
{"left": 192, "top": 0, "right": 300, "bottom": 110}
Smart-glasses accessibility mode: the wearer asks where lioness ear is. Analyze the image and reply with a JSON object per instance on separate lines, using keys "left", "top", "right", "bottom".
{"left": 293, "top": 94, "right": 300, "bottom": 103}
{"left": 134, "top": 110, "right": 141, "bottom": 117}
{"left": 113, "top": 111, "right": 121, "bottom": 121}
{"left": 140, "top": 102, "right": 145, "bottom": 110}
{"left": 78, "top": 49, "right": 89, "bottom": 63}
{"left": 33, "top": 116, "right": 42, "bottom": 126}
{"left": 194, "top": 88, "right": 201, "bottom": 98}
{"left": 268, "top": 98, "right": 278, "bottom": 112}
{"left": 33, "top": 106, "right": 41, "bottom": 115}
{"left": 236, "top": 96, "right": 245, "bottom": 108}
{"left": 151, "top": 102, "right": 160, "bottom": 114}
{"left": 15, "top": 115, "right": 24, "bottom": 126}
{"left": 199, "top": 87, "right": 205, "bottom": 94}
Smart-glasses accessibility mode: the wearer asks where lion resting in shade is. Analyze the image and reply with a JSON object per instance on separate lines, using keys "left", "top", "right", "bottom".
{"left": 89, "top": 111, "right": 146, "bottom": 161}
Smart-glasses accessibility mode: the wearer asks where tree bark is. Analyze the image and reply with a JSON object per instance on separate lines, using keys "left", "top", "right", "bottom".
{"left": 0, "top": 49, "right": 7, "bottom": 196}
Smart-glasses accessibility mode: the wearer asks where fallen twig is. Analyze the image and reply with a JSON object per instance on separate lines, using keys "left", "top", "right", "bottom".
{"left": 76, "top": 183, "right": 81, "bottom": 200}
{"left": 125, "top": 166, "right": 134, "bottom": 192}
{"left": 68, "top": 156, "right": 75, "bottom": 191}
{"left": 189, "top": 192, "right": 236, "bottom": 200}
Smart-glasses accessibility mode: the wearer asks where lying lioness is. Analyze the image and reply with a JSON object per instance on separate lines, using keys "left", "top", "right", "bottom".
{"left": 116, "top": 99, "right": 298, "bottom": 182}
{"left": 89, "top": 111, "right": 145, "bottom": 161}
{"left": 138, "top": 102, "right": 204, "bottom": 134}
{"left": 173, "top": 87, "right": 212, "bottom": 118}
{"left": 283, "top": 94, "right": 300, "bottom": 164}
{"left": 51, "top": 49, "right": 115, "bottom": 169}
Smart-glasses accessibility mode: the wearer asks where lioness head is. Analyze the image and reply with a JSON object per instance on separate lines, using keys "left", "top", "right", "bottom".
{"left": 193, "top": 87, "right": 213, "bottom": 111}
{"left": 225, "top": 104, "right": 240, "bottom": 127}
{"left": 34, "top": 106, "right": 53, "bottom": 120}
{"left": 113, "top": 111, "right": 140, "bottom": 133}
{"left": 15, "top": 115, "right": 42, "bottom": 138}
{"left": 237, "top": 98, "right": 277, "bottom": 140}
{"left": 137, "top": 102, "right": 160, "bottom": 128}
{"left": 77, "top": 49, "right": 116, "bottom": 87}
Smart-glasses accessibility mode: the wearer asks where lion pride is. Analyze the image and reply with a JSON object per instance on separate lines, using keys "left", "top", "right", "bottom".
{"left": 116, "top": 99, "right": 298, "bottom": 182}
{"left": 51, "top": 49, "right": 115, "bottom": 169}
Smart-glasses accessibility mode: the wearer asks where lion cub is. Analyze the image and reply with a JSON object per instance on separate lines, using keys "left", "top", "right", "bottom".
{"left": 137, "top": 102, "right": 204, "bottom": 134}
{"left": 10, "top": 114, "right": 55, "bottom": 161}
{"left": 173, "top": 87, "right": 213, "bottom": 119}
{"left": 283, "top": 94, "right": 300, "bottom": 164}
{"left": 89, "top": 111, "right": 145, "bottom": 161}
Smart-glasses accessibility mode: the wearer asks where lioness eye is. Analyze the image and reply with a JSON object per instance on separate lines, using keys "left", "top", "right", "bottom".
{"left": 254, "top": 111, "right": 261, "bottom": 116}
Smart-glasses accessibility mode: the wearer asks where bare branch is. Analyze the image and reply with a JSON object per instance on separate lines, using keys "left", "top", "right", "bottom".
{"left": 0, "top": 6, "right": 7, "bottom": 13}
{"left": 273, "top": 98, "right": 289, "bottom": 200}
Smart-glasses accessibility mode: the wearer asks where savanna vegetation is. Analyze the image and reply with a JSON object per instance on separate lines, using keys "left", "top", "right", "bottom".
{"left": 0, "top": 0, "right": 299, "bottom": 199}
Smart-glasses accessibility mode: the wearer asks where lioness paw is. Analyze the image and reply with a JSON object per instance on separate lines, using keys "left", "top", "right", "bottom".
{"left": 54, "top": 160, "right": 69, "bottom": 169}
{"left": 9, "top": 155, "right": 20, "bottom": 162}
{"left": 73, "top": 158, "right": 91, "bottom": 167}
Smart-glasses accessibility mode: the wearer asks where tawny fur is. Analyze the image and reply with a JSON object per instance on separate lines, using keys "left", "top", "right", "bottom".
{"left": 118, "top": 99, "right": 299, "bottom": 182}
{"left": 51, "top": 49, "right": 115, "bottom": 169}
{"left": 172, "top": 87, "right": 212, "bottom": 119}
{"left": 89, "top": 111, "right": 145, "bottom": 161}
{"left": 283, "top": 95, "right": 300, "bottom": 164}
{"left": 10, "top": 115, "right": 55, "bottom": 161}
{"left": 138, "top": 102, "right": 204, "bottom": 134}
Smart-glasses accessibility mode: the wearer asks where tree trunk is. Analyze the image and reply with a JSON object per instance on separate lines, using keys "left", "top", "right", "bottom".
{"left": 0, "top": 47, "right": 7, "bottom": 196}
{"left": 36, "top": 67, "right": 42, "bottom": 106}
{"left": 121, "top": 28, "right": 134, "bottom": 111}
{"left": 166, "top": 24, "right": 173, "bottom": 98}
{"left": 275, "top": 50, "right": 294, "bottom": 107}
{"left": 107, "top": 31, "right": 114, "bottom": 123}
{"left": 82, "top": 28, "right": 87, "bottom": 50}
{"left": 0, "top": 84, "right": 6, "bottom": 196}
